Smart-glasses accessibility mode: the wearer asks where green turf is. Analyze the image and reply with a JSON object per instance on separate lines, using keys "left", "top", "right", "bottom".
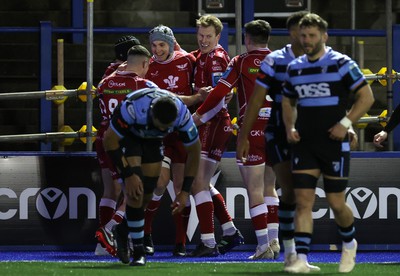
{"left": 1, "top": 262, "right": 399, "bottom": 275}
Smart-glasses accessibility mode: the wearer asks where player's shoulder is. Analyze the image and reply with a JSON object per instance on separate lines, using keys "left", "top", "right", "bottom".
{"left": 326, "top": 47, "right": 352, "bottom": 66}
{"left": 211, "top": 45, "right": 229, "bottom": 59}
{"left": 175, "top": 51, "right": 196, "bottom": 63}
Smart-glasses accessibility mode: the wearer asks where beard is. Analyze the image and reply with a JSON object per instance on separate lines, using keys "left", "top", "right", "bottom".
{"left": 303, "top": 40, "right": 324, "bottom": 58}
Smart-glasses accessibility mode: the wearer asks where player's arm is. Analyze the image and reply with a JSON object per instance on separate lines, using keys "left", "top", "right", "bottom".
{"left": 194, "top": 83, "right": 232, "bottom": 125}
{"left": 346, "top": 85, "right": 375, "bottom": 125}
{"left": 282, "top": 95, "right": 300, "bottom": 143}
{"left": 384, "top": 102, "right": 400, "bottom": 133}
{"left": 330, "top": 84, "right": 374, "bottom": 141}
{"left": 171, "top": 106, "right": 200, "bottom": 213}
{"left": 104, "top": 105, "right": 144, "bottom": 200}
{"left": 373, "top": 103, "right": 400, "bottom": 147}
{"left": 103, "top": 127, "right": 133, "bottom": 179}
{"left": 179, "top": 86, "right": 210, "bottom": 107}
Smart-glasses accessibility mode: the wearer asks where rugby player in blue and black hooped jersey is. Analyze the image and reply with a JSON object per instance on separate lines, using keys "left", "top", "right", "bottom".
{"left": 281, "top": 13, "right": 374, "bottom": 274}
{"left": 103, "top": 87, "right": 201, "bottom": 267}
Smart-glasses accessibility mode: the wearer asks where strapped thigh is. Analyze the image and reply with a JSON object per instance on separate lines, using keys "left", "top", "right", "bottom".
{"left": 292, "top": 173, "right": 318, "bottom": 189}
{"left": 323, "top": 177, "right": 348, "bottom": 193}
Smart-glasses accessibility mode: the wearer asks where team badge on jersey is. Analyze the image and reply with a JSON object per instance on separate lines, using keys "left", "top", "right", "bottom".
{"left": 349, "top": 63, "right": 362, "bottom": 81}
{"left": 212, "top": 72, "right": 223, "bottom": 87}
{"left": 221, "top": 67, "right": 232, "bottom": 79}
{"left": 127, "top": 103, "right": 136, "bottom": 120}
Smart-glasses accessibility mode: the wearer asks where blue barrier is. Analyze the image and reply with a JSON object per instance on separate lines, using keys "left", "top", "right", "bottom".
{"left": 0, "top": 23, "right": 398, "bottom": 150}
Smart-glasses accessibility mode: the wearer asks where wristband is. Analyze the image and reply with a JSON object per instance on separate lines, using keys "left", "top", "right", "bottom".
{"left": 182, "top": 176, "right": 194, "bottom": 193}
{"left": 339, "top": 116, "right": 352, "bottom": 129}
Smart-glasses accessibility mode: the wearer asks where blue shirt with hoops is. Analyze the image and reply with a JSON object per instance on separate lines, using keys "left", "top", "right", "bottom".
{"left": 257, "top": 44, "right": 297, "bottom": 142}
{"left": 283, "top": 47, "right": 368, "bottom": 143}
{"left": 110, "top": 87, "right": 199, "bottom": 146}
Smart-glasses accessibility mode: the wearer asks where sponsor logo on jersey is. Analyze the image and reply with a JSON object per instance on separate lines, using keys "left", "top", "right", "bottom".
{"left": 250, "top": 130, "right": 264, "bottom": 137}
{"left": 259, "top": 107, "right": 272, "bottom": 118}
{"left": 108, "top": 80, "right": 125, "bottom": 88}
{"left": 245, "top": 154, "right": 263, "bottom": 162}
{"left": 212, "top": 66, "right": 223, "bottom": 71}
{"left": 248, "top": 67, "right": 259, "bottom": 74}
{"left": 223, "top": 125, "right": 233, "bottom": 133}
{"left": 176, "top": 63, "right": 188, "bottom": 71}
{"left": 210, "top": 149, "right": 223, "bottom": 158}
{"left": 254, "top": 58, "right": 261, "bottom": 67}
{"left": 150, "top": 71, "right": 159, "bottom": 77}
{"left": 295, "top": 82, "right": 331, "bottom": 98}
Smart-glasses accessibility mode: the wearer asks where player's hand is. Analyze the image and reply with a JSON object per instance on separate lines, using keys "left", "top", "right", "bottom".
{"left": 124, "top": 174, "right": 143, "bottom": 200}
{"left": 236, "top": 134, "right": 250, "bottom": 163}
{"left": 171, "top": 191, "right": 189, "bottom": 215}
{"left": 373, "top": 130, "right": 388, "bottom": 148}
{"left": 198, "top": 86, "right": 212, "bottom": 102}
{"left": 287, "top": 128, "right": 301, "bottom": 144}
{"left": 328, "top": 123, "right": 348, "bottom": 141}
{"left": 348, "top": 128, "right": 358, "bottom": 150}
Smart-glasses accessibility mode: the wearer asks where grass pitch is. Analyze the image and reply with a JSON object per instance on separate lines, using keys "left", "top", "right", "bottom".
{"left": 1, "top": 261, "right": 399, "bottom": 275}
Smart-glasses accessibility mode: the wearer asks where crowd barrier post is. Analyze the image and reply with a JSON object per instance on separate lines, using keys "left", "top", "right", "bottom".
{"left": 40, "top": 21, "right": 52, "bottom": 151}
{"left": 392, "top": 24, "right": 400, "bottom": 150}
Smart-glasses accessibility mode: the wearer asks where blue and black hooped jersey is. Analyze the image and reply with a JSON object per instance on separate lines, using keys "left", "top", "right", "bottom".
{"left": 110, "top": 87, "right": 199, "bottom": 146}
{"left": 256, "top": 44, "right": 296, "bottom": 141}
{"left": 283, "top": 47, "right": 368, "bottom": 142}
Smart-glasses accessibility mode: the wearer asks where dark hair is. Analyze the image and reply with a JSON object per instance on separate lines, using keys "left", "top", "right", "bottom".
{"left": 127, "top": 45, "right": 151, "bottom": 59}
{"left": 299, "top": 13, "right": 328, "bottom": 32}
{"left": 244, "top": 19, "right": 271, "bottom": 45}
{"left": 152, "top": 97, "right": 178, "bottom": 125}
{"left": 114, "top": 35, "right": 141, "bottom": 61}
{"left": 286, "top": 10, "right": 310, "bottom": 30}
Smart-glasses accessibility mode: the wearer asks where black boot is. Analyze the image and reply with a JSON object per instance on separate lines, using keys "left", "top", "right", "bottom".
{"left": 130, "top": 245, "right": 146, "bottom": 266}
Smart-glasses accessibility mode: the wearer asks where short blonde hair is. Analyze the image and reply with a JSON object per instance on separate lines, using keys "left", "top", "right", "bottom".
{"left": 196, "top": 14, "right": 223, "bottom": 35}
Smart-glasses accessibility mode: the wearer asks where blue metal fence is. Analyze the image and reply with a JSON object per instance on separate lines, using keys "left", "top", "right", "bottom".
{"left": 1, "top": 21, "right": 399, "bottom": 150}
